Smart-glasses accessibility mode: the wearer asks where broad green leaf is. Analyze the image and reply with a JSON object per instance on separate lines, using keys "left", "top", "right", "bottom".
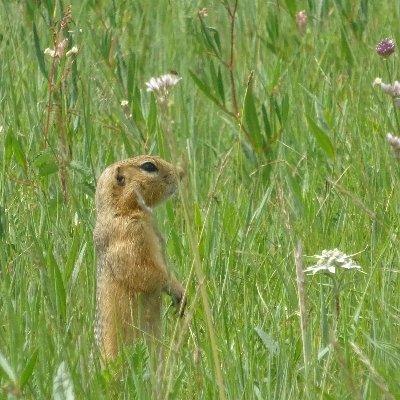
{"left": 281, "top": 93, "right": 289, "bottom": 125}
{"left": 48, "top": 251, "right": 67, "bottom": 322}
{"left": 64, "top": 235, "right": 80, "bottom": 283}
{"left": 261, "top": 104, "right": 272, "bottom": 140}
{"left": 189, "top": 70, "right": 222, "bottom": 108}
{"left": 284, "top": 0, "right": 296, "bottom": 15}
{"left": 147, "top": 94, "right": 157, "bottom": 135}
{"left": 32, "top": 150, "right": 58, "bottom": 177}
{"left": 69, "top": 160, "right": 92, "bottom": 180}
{"left": 20, "top": 348, "right": 38, "bottom": 389}
{"left": 244, "top": 83, "right": 264, "bottom": 150}
{"left": 0, "top": 353, "right": 17, "bottom": 383}
{"left": 6, "top": 131, "right": 26, "bottom": 170}
{"left": 306, "top": 115, "right": 335, "bottom": 160}
{"left": 199, "top": 17, "right": 221, "bottom": 57}
{"left": 340, "top": 28, "right": 354, "bottom": 66}
{"left": 209, "top": 61, "right": 225, "bottom": 104}
{"left": 33, "top": 22, "right": 47, "bottom": 79}
{"left": 286, "top": 172, "right": 304, "bottom": 215}
{"left": 255, "top": 327, "right": 279, "bottom": 354}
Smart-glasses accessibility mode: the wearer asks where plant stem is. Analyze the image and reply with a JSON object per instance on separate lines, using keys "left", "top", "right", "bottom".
{"left": 226, "top": 0, "right": 239, "bottom": 116}
{"left": 295, "top": 240, "right": 311, "bottom": 398}
{"left": 44, "top": 48, "right": 57, "bottom": 148}
{"left": 159, "top": 99, "right": 226, "bottom": 400}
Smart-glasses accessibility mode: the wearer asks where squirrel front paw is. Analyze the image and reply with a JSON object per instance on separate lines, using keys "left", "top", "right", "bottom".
{"left": 166, "top": 280, "right": 186, "bottom": 317}
{"left": 172, "top": 289, "right": 186, "bottom": 317}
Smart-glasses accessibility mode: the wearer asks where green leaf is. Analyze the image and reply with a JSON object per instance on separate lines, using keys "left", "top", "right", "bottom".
{"left": 255, "top": 327, "right": 279, "bottom": 354}
{"left": 132, "top": 87, "right": 146, "bottom": 126}
{"left": 286, "top": 172, "right": 304, "bottom": 215}
{"left": 340, "top": 28, "right": 354, "bottom": 66}
{"left": 64, "top": 235, "right": 80, "bottom": 283}
{"left": 33, "top": 22, "right": 47, "bottom": 79}
{"left": 69, "top": 160, "right": 92, "bottom": 180}
{"left": 261, "top": 104, "right": 272, "bottom": 140}
{"left": 284, "top": 0, "right": 296, "bottom": 15}
{"left": 189, "top": 70, "right": 222, "bottom": 108}
{"left": 13, "top": 136, "right": 27, "bottom": 169}
{"left": 306, "top": 115, "right": 335, "bottom": 160}
{"left": 19, "top": 348, "right": 38, "bottom": 389}
{"left": 199, "top": 17, "right": 221, "bottom": 57}
{"left": 147, "top": 94, "right": 157, "bottom": 135}
{"left": 5, "top": 130, "right": 13, "bottom": 165}
{"left": 244, "top": 83, "right": 264, "bottom": 150}
{"left": 271, "top": 96, "right": 281, "bottom": 125}
{"left": 70, "top": 243, "right": 87, "bottom": 290}
{"left": 0, "top": 352, "right": 17, "bottom": 383}
{"left": 6, "top": 131, "right": 26, "bottom": 170}
{"left": 48, "top": 251, "right": 67, "bottom": 322}
{"left": 209, "top": 61, "right": 225, "bottom": 104}
{"left": 281, "top": 93, "right": 289, "bottom": 125}
{"left": 32, "top": 150, "right": 58, "bottom": 177}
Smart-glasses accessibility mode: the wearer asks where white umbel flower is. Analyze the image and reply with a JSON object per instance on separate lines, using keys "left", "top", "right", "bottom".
{"left": 304, "top": 248, "right": 363, "bottom": 275}
{"left": 145, "top": 73, "right": 182, "bottom": 103}
{"left": 146, "top": 74, "right": 181, "bottom": 92}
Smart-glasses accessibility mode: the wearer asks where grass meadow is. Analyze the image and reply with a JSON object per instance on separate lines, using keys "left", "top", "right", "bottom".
{"left": 1, "top": 0, "right": 400, "bottom": 398}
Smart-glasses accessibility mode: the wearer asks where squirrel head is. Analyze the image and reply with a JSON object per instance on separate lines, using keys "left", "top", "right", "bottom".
{"left": 95, "top": 156, "right": 184, "bottom": 216}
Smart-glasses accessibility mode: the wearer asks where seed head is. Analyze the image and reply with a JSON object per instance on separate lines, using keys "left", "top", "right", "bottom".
{"left": 376, "top": 38, "right": 396, "bottom": 58}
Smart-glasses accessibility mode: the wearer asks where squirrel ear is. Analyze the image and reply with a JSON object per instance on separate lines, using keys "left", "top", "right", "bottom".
{"left": 115, "top": 167, "right": 125, "bottom": 186}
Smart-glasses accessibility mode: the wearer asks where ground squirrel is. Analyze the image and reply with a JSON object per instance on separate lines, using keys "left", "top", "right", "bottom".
{"left": 94, "top": 155, "right": 186, "bottom": 360}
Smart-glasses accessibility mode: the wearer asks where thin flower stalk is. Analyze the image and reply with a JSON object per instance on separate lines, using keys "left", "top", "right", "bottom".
{"left": 147, "top": 73, "right": 226, "bottom": 400}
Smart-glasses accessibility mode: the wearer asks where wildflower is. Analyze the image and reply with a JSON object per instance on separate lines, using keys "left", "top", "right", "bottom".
{"left": 376, "top": 38, "right": 396, "bottom": 57}
{"left": 373, "top": 77, "right": 400, "bottom": 107}
{"left": 145, "top": 73, "right": 182, "bottom": 104}
{"left": 304, "top": 248, "right": 362, "bottom": 275}
{"left": 386, "top": 133, "right": 400, "bottom": 159}
{"left": 120, "top": 100, "right": 132, "bottom": 118}
{"left": 66, "top": 46, "right": 79, "bottom": 57}
{"left": 44, "top": 38, "right": 69, "bottom": 58}
{"left": 295, "top": 10, "right": 307, "bottom": 34}
{"left": 199, "top": 8, "right": 208, "bottom": 17}
{"left": 44, "top": 48, "right": 56, "bottom": 57}
{"left": 146, "top": 74, "right": 182, "bottom": 93}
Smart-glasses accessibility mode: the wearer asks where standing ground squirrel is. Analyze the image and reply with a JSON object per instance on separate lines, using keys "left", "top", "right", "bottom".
{"left": 94, "top": 155, "right": 186, "bottom": 360}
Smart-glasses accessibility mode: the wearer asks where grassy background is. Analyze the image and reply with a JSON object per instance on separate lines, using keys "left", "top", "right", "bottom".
{"left": 1, "top": 0, "right": 400, "bottom": 398}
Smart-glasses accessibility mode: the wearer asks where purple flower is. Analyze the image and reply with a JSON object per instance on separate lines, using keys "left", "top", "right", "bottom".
{"left": 376, "top": 38, "right": 396, "bottom": 57}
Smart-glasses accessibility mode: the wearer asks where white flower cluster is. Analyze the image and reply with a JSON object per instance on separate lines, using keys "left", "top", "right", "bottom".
{"left": 373, "top": 78, "right": 400, "bottom": 108}
{"left": 44, "top": 38, "right": 79, "bottom": 59}
{"left": 304, "top": 248, "right": 362, "bottom": 275}
{"left": 145, "top": 73, "right": 182, "bottom": 103}
{"left": 387, "top": 133, "right": 400, "bottom": 159}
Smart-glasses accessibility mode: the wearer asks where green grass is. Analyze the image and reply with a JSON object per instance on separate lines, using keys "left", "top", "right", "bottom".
{"left": 1, "top": 0, "right": 400, "bottom": 398}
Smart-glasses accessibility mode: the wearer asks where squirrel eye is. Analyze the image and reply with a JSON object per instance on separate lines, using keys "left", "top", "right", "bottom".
{"left": 140, "top": 162, "right": 158, "bottom": 173}
{"left": 116, "top": 174, "right": 125, "bottom": 186}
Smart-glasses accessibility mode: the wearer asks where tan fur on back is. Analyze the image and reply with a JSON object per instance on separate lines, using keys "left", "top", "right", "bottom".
{"left": 94, "top": 155, "right": 185, "bottom": 361}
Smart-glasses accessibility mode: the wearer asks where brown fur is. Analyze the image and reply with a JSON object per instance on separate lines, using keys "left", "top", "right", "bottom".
{"left": 94, "top": 155, "right": 186, "bottom": 361}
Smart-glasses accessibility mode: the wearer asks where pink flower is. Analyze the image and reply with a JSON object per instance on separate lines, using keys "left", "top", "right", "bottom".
{"left": 376, "top": 38, "right": 395, "bottom": 57}
{"left": 295, "top": 10, "right": 307, "bottom": 34}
